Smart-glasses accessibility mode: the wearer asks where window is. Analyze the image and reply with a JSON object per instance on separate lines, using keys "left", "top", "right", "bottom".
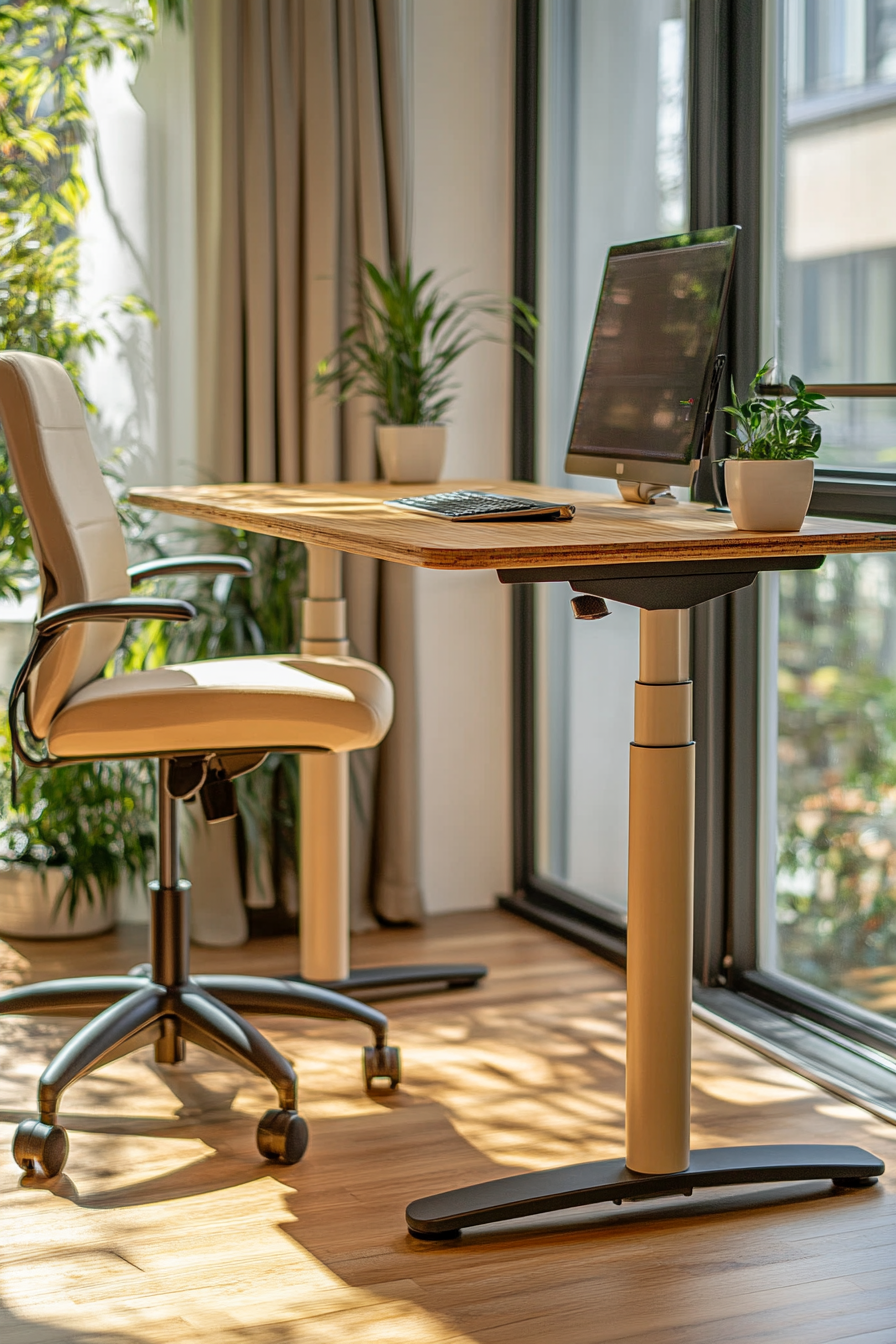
{"left": 758, "top": 1, "right": 896, "bottom": 1028}
{"left": 512, "top": 0, "right": 896, "bottom": 1094}
{"left": 532, "top": 0, "right": 689, "bottom": 920}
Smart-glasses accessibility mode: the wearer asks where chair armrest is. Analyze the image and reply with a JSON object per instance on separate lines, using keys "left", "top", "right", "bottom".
{"left": 35, "top": 596, "right": 197, "bottom": 638}
{"left": 8, "top": 597, "right": 196, "bottom": 775}
{"left": 128, "top": 554, "right": 254, "bottom": 585}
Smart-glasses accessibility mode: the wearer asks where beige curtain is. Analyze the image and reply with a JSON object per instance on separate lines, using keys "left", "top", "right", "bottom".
{"left": 193, "top": 0, "right": 421, "bottom": 929}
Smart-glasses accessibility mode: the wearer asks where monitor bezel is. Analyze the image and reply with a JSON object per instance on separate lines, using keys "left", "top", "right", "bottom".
{"left": 563, "top": 225, "right": 740, "bottom": 488}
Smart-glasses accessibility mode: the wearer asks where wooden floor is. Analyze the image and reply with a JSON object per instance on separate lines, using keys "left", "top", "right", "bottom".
{"left": 2, "top": 909, "right": 896, "bottom": 1343}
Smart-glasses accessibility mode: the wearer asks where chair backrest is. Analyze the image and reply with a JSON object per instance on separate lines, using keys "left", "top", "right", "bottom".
{"left": 0, "top": 352, "right": 130, "bottom": 738}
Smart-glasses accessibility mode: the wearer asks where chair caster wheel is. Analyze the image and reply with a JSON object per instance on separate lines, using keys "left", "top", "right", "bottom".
{"left": 256, "top": 1109, "right": 309, "bottom": 1165}
{"left": 12, "top": 1119, "right": 69, "bottom": 1177}
{"left": 127, "top": 962, "right": 151, "bottom": 978}
{"left": 364, "top": 1044, "right": 401, "bottom": 1090}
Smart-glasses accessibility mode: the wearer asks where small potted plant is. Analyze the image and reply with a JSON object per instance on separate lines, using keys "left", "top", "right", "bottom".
{"left": 724, "top": 359, "right": 828, "bottom": 531}
{"left": 314, "top": 258, "right": 537, "bottom": 483}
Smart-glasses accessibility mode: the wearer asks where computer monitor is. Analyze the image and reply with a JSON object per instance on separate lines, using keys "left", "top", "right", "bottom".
{"left": 564, "top": 225, "right": 739, "bottom": 503}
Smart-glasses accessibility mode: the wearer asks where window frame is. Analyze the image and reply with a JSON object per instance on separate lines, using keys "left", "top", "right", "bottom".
{"left": 506, "top": 0, "right": 896, "bottom": 1084}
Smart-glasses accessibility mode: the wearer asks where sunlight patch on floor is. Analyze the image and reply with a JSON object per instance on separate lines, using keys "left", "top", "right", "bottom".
{"left": 692, "top": 1072, "right": 816, "bottom": 1107}
{"left": 0, "top": 1175, "right": 477, "bottom": 1343}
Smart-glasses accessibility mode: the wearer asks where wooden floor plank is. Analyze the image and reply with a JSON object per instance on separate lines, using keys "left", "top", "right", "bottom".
{"left": 1, "top": 909, "right": 895, "bottom": 1343}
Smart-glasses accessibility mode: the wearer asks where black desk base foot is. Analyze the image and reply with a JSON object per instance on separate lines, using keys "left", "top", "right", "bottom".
{"left": 405, "top": 1144, "right": 883, "bottom": 1239}
{"left": 284, "top": 964, "right": 488, "bottom": 999}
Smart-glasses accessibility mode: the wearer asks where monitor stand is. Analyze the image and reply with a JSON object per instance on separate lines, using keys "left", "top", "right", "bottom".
{"left": 618, "top": 481, "right": 678, "bottom": 506}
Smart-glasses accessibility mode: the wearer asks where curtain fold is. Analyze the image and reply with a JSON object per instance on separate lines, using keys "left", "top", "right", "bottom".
{"left": 193, "top": 0, "right": 421, "bottom": 928}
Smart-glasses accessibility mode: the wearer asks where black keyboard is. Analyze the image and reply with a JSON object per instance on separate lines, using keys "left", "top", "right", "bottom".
{"left": 385, "top": 491, "right": 576, "bottom": 522}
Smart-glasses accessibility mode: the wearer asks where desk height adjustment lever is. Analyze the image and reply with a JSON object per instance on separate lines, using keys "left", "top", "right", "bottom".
{"left": 570, "top": 594, "right": 611, "bottom": 621}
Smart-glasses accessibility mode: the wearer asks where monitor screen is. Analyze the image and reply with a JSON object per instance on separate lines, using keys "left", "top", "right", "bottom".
{"left": 568, "top": 229, "right": 737, "bottom": 469}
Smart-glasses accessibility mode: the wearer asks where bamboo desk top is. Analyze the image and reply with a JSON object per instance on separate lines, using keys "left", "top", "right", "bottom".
{"left": 129, "top": 479, "right": 896, "bottom": 570}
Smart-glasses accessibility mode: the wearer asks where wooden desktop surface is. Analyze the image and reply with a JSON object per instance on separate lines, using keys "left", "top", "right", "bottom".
{"left": 129, "top": 479, "right": 896, "bottom": 570}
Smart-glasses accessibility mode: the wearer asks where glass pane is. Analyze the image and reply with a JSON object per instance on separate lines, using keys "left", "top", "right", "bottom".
{"left": 771, "top": 0, "right": 896, "bottom": 468}
{"left": 536, "top": 0, "right": 689, "bottom": 910}
{"left": 760, "top": 4, "right": 896, "bottom": 1015}
{"left": 766, "top": 558, "right": 896, "bottom": 1019}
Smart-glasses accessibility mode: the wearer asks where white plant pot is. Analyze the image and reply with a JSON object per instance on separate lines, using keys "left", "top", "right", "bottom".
{"left": 724, "top": 458, "right": 815, "bottom": 532}
{"left": 376, "top": 424, "right": 446, "bottom": 484}
{"left": 0, "top": 864, "right": 115, "bottom": 939}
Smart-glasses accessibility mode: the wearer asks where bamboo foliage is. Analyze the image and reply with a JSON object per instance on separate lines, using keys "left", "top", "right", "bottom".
{"left": 0, "top": 1, "right": 180, "bottom": 913}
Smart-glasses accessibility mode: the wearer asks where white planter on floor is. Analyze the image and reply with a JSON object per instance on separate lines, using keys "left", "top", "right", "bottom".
{"left": 376, "top": 424, "right": 446, "bottom": 484}
{"left": 0, "top": 863, "right": 115, "bottom": 939}
{"left": 724, "top": 458, "right": 815, "bottom": 532}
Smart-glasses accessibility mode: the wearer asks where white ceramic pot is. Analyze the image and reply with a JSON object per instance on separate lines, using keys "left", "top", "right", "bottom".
{"left": 376, "top": 424, "right": 446, "bottom": 484}
{"left": 0, "top": 863, "right": 115, "bottom": 939}
{"left": 724, "top": 458, "right": 815, "bottom": 532}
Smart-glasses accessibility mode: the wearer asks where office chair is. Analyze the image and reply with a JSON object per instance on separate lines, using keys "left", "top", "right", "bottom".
{"left": 0, "top": 351, "right": 400, "bottom": 1178}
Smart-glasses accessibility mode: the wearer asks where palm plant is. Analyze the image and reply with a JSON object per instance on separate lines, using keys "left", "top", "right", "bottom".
{"left": 314, "top": 258, "right": 537, "bottom": 425}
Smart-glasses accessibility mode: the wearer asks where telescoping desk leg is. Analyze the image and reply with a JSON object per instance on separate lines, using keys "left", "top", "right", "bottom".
{"left": 297, "top": 545, "right": 351, "bottom": 985}
{"left": 406, "top": 606, "right": 882, "bottom": 1240}
{"left": 626, "top": 608, "right": 694, "bottom": 1174}
{"left": 289, "top": 544, "right": 487, "bottom": 999}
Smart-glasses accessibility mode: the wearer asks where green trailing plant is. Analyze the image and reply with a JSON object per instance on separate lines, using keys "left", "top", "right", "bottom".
{"left": 314, "top": 257, "right": 538, "bottom": 425}
{"left": 725, "top": 358, "right": 829, "bottom": 461}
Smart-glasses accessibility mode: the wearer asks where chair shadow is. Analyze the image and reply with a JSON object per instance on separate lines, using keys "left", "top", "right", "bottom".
{"left": 0, "top": 1043, "right": 432, "bottom": 1210}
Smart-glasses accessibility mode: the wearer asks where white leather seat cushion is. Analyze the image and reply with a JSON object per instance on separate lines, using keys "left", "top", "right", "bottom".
{"left": 47, "top": 655, "right": 394, "bottom": 759}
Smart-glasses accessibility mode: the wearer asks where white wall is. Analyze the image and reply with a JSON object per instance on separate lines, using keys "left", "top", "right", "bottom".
{"left": 410, "top": 0, "right": 516, "bottom": 913}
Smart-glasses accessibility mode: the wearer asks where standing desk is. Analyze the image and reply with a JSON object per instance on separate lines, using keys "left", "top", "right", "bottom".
{"left": 131, "top": 477, "right": 893, "bottom": 1237}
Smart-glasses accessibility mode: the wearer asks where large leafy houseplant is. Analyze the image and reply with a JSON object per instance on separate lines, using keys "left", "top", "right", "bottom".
{"left": 0, "top": 1, "right": 182, "bottom": 918}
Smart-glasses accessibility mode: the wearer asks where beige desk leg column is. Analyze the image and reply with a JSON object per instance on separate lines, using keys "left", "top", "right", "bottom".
{"left": 625, "top": 607, "right": 695, "bottom": 1175}
{"left": 299, "top": 546, "right": 350, "bottom": 983}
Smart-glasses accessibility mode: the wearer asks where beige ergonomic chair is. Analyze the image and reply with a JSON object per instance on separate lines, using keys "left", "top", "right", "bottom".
{"left": 0, "top": 351, "right": 400, "bottom": 1178}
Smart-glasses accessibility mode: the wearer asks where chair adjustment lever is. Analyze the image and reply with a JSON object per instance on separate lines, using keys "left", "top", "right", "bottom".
{"left": 166, "top": 757, "right": 208, "bottom": 800}
{"left": 200, "top": 775, "right": 238, "bottom": 823}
